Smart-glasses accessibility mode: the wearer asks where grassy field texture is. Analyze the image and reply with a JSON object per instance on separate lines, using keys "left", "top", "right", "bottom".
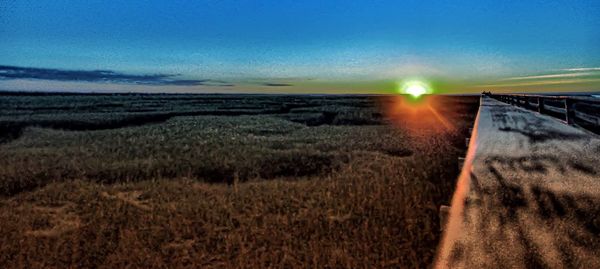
{"left": 0, "top": 93, "right": 478, "bottom": 268}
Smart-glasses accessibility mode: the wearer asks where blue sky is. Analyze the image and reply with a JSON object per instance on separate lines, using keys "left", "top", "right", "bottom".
{"left": 1, "top": 0, "right": 599, "bottom": 93}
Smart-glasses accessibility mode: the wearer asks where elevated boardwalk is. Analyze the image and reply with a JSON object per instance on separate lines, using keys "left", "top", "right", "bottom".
{"left": 436, "top": 96, "right": 600, "bottom": 268}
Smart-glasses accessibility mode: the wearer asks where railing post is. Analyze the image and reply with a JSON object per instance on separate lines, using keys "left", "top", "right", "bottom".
{"left": 565, "top": 99, "right": 575, "bottom": 125}
{"left": 537, "top": 97, "right": 544, "bottom": 113}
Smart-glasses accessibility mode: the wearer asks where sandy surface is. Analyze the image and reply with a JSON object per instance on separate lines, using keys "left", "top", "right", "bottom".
{"left": 436, "top": 97, "right": 600, "bottom": 268}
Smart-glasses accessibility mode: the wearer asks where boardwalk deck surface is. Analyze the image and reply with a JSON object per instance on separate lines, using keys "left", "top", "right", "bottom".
{"left": 436, "top": 97, "right": 600, "bottom": 268}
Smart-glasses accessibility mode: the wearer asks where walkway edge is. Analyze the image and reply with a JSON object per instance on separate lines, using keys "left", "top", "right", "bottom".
{"left": 434, "top": 96, "right": 482, "bottom": 268}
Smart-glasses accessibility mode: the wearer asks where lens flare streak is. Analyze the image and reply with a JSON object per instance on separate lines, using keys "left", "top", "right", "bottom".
{"left": 427, "top": 105, "right": 454, "bottom": 132}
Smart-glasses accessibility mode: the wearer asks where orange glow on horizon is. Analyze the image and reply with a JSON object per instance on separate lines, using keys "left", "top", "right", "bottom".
{"left": 384, "top": 95, "right": 456, "bottom": 133}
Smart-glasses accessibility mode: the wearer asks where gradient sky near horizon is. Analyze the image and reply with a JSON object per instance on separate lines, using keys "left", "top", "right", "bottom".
{"left": 1, "top": 0, "right": 599, "bottom": 93}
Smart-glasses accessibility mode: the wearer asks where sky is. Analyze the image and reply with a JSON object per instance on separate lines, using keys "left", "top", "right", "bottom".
{"left": 1, "top": 0, "right": 599, "bottom": 94}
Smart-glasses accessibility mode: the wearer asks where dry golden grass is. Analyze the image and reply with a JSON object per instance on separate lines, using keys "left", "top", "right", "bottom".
{"left": 0, "top": 94, "right": 478, "bottom": 268}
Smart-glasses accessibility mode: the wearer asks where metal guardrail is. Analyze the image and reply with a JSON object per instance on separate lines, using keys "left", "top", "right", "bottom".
{"left": 487, "top": 93, "right": 600, "bottom": 134}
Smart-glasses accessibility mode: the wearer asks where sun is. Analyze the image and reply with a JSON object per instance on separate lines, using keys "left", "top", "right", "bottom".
{"left": 400, "top": 81, "right": 432, "bottom": 98}
{"left": 406, "top": 84, "right": 427, "bottom": 97}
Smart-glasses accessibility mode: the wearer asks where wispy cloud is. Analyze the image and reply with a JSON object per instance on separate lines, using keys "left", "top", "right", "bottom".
{"left": 263, "top": 83, "right": 292, "bottom": 87}
{"left": 502, "top": 72, "right": 594, "bottom": 81}
{"left": 481, "top": 67, "right": 600, "bottom": 89}
{"left": 475, "top": 78, "right": 600, "bottom": 88}
{"left": 560, "top": 67, "right": 600, "bottom": 72}
{"left": 0, "top": 65, "right": 233, "bottom": 86}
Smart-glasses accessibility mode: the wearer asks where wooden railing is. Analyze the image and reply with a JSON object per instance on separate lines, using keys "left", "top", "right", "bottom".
{"left": 487, "top": 93, "right": 600, "bottom": 134}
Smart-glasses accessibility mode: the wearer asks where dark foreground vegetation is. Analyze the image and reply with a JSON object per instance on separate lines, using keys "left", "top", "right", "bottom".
{"left": 0, "top": 92, "right": 478, "bottom": 268}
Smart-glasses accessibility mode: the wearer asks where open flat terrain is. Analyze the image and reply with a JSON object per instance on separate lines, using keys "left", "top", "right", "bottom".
{"left": 0, "top": 93, "right": 478, "bottom": 268}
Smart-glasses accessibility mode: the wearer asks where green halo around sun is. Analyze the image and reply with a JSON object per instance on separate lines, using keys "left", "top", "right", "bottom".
{"left": 399, "top": 80, "right": 433, "bottom": 98}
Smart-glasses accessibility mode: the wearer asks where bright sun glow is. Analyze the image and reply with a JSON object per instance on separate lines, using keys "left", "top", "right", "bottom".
{"left": 400, "top": 81, "right": 431, "bottom": 98}
{"left": 406, "top": 84, "right": 427, "bottom": 97}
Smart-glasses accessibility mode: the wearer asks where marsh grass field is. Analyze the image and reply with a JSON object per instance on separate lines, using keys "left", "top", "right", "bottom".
{"left": 0, "top": 92, "right": 478, "bottom": 268}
